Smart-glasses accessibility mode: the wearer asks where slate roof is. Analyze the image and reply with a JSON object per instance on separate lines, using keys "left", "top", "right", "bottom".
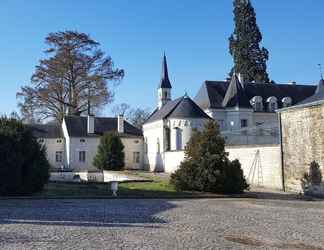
{"left": 195, "top": 80, "right": 317, "bottom": 111}
{"left": 296, "top": 79, "right": 324, "bottom": 106}
{"left": 144, "top": 95, "right": 211, "bottom": 124}
{"left": 64, "top": 116, "right": 142, "bottom": 137}
{"left": 158, "top": 54, "right": 172, "bottom": 89}
{"left": 28, "top": 124, "right": 63, "bottom": 138}
{"left": 222, "top": 74, "right": 251, "bottom": 108}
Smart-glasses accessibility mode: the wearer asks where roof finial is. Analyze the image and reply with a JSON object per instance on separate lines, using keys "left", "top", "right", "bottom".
{"left": 318, "top": 64, "right": 323, "bottom": 80}
{"left": 184, "top": 91, "right": 188, "bottom": 98}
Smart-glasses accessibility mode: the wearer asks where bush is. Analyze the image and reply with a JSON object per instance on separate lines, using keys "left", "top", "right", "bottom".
{"left": 170, "top": 121, "right": 249, "bottom": 194}
{"left": 0, "top": 117, "right": 50, "bottom": 195}
{"left": 93, "top": 132, "right": 125, "bottom": 171}
{"left": 302, "top": 161, "right": 322, "bottom": 188}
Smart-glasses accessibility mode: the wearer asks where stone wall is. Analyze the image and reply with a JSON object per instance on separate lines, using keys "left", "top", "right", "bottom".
{"left": 280, "top": 104, "right": 324, "bottom": 192}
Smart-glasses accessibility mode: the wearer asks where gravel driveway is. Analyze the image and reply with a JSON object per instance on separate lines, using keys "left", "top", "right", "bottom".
{"left": 0, "top": 198, "right": 323, "bottom": 249}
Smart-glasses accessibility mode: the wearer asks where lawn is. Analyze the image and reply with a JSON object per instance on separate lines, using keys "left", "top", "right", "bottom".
{"left": 35, "top": 173, "right": 198, "bottom": 198}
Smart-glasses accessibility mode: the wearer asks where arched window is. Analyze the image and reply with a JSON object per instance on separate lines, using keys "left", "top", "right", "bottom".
{"left": 250, "top": 96, "right": 263, "bottom": 112}
{"left": 282, "top": 97, "right": 292, "bottom": 108}
{"left": 266, "top": 97, "right": 278, "bottom": 112}
{"left": 157, "top": 138, "right": 160, "bottom": 154}
{"left": 175, "top": 127, "right": 182, "bottom": 151}
{"left": 165, "top": 127, "right": 171, "bottom": 151}
{"left": 144, "top": 137, "right": 148, "bottom": 153}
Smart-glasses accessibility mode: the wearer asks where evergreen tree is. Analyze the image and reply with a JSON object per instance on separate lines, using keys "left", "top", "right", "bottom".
{"left": 93, "top": 133, "right": 125, "bottom": 171}
{"left": 229, "top": 0, "right": 270, "bottom": 83}
{"left": 0, "top": 117, "right": 50, "bottom": 195}
{"left": 170, "top": 121, "right": 249, "bottom": 194}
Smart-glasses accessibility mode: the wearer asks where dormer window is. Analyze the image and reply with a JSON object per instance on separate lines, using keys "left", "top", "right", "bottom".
{"left": 266, "top": 97, "right": 278, "bottom": 112}
{"left": 250, "top": 96, "right": 263, "bottom": 112}
{"left": 282, "top": 97, "right": 292, "bottom": 108}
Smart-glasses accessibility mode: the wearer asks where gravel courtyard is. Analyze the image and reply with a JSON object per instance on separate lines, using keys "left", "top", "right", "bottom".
{"left": 0, "top": 198, "right": 324, "bottom": 249}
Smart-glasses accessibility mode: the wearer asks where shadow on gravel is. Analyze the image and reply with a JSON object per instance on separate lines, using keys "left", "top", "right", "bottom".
{"left": 248, "top": 190, "right": 321, "bottom": 202}
{"left": 0, "top": 199, "right": 177, "bottom": 228}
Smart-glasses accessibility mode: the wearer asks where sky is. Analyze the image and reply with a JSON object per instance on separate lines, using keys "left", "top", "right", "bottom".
{"left": 0, "top": 0, "right": 324, "bottom": 116}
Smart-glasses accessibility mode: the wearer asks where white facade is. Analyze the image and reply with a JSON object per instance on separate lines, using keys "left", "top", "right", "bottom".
{"left": 143, "top": 117, "right": 209, "bottom": 172}
{"left": 38, "top": 117, "right": 144, "bottom": 171}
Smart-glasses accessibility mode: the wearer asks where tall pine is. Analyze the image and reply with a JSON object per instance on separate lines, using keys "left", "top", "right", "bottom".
{"left": 229, "top": 0, "right": 270, "bottom": 83}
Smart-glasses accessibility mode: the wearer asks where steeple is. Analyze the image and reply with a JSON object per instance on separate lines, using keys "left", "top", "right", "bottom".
{"left": 157, "top": 53, "right": 172, "bottom": 109}
{"left": 158, "top": 53, "right": 172, "bottom": 89}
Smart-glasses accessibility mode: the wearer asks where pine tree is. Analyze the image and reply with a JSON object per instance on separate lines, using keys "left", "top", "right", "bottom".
{"left": 229, "top": 0, "right": 270, "bottom": 83}
{"left": 170, "top": 121, "right": 249, "bottom": 194}
{"left": 93, "top": 133, "right": 125, "bottom": 171}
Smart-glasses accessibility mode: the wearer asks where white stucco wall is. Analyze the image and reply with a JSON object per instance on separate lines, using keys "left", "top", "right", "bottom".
{"left": 226, "top": 144, "right": 282, "bottom": 189}
{"left": 159, "top": 144, "right": 283, "bottom": 190}
{"left": 143, "top": 120, "right": 165, "bottom": 172}
{"left": 143, "top": 118, "right": 209, "bottom": 172}
{"left": 66, "top": 136, "right": 144, "bottom": 171}
{"left": 41, "top": 138, "right": 65, "bottom": 168}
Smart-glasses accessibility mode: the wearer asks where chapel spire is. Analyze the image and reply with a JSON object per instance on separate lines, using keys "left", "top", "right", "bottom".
{"left": 157, "top": 53, "right": 172, "bottom": 109}
{"left": 158, "top": 53, "right": 172, "bottom": 89}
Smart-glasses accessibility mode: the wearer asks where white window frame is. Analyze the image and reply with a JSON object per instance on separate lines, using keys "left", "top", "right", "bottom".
{"left": 79, "top": 151, "right": 86, "bottom": 162}
{"left": 55, "top": 151, "right": 63, "bottom": 163}
{"left": 133, "top": 152, "right": 140, "bottom": 164}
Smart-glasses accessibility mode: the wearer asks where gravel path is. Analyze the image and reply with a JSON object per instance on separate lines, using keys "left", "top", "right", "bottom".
{"left": 0, "top": 198, "right": 323, "bottom": 249}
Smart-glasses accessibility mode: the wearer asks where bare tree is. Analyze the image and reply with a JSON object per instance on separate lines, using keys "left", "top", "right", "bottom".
{"left": 17, "top": 31, "right": 124, "bottom": 123}
{"left": 111, "top": 103, "right": 130, "bottom": 116}
{"left": 126, "top": 108, "right": 151, "bottom": 129}
{"left": 111, "top": 104, "right": 151, "bottom": 129}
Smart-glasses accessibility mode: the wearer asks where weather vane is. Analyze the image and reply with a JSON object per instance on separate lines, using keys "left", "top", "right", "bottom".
{"left": 318, "top": 64, "right": 323, "bottom": 80}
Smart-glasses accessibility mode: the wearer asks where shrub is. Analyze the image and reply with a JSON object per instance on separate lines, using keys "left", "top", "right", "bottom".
{"left": 0, "top": 117, "right": 50, "bottom": 195}
{"left": 93, "top": 132, "right": 125, "bottom": 171}
{"left": 170, "top": 121, "right": 249, "bottom": 194}
{"left": 302, "top": 161, "right": 322, "bottom": 188}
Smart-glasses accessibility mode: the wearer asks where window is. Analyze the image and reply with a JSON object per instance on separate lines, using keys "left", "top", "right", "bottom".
{"left": 282, "top": 97, "right": 292, "bottom": 108}
{"left": 144, "top": 138, "right": 148, "bottom": 153}
{"left": 57, "top": 139, "right": 62, "bottom": 143}
{"left": 165, "top": 127, "right": 171, "bottom": 151}
{"left": 55, "top": 151, "right": 63, "bottom": 163}
{"left": 133, "top": 152, "right": 140, "bottom": 163}
{"left": 241, "top": 119, "right": 248, "bottom": 128}
{"left": 175, "top": 127, "right": 182, "bottom": 151}
{"left": 38, "top": 139, "right": 44, "bottom": 143}
{"left": 80, "top": 139, "right": 86, "bottom": 143}
{"left": 270, "top": 102, "right": 276, "bottom": 112}
{"left": 157, "top": 138, "right": 160, "bottom": 154}
{"left": 79, "top": 151, "right": 86, "bottom": 162}
{"left": 255, "top": 102, "right": 262, "bottom": 111}
{"left": 163, "top": 91, "right": 168, "bottom": 99}
{"left": 250, "top": 96, "right": 263, "bottom": 112}
{"left": 266, "top": 96, "right": 277, "bottom": 112}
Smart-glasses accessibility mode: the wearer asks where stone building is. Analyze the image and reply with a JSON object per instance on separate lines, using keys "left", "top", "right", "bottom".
{"left": 279, "top": 78, "right": 324, "bottom": 191}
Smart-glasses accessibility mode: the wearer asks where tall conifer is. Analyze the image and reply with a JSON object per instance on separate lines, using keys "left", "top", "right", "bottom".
{"left": 229, "top": 0, "right": 270, "bottom": 83}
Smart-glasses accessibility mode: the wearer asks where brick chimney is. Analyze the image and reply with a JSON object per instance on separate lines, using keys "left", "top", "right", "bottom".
{"left": 87, "top": 115, "right": 95, "bottom": 134}
{"left": 117, "top": 115, "right": 124, "bottom": 134}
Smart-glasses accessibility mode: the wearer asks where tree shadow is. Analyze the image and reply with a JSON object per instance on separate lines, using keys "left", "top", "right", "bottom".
{"left": 0, "top": 199, "right": 177, "bottom": 228}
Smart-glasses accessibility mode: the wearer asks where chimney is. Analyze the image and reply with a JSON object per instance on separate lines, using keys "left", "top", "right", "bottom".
{"left": 87, "top": 115, "right": 94, "bottom": 134}
{"left": 117, "top": 115, "right": 124, "bottom": 134}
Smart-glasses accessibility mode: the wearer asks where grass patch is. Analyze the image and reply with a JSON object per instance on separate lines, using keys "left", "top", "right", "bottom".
{"left": 35, "top": 174, "right": 196, "bottom": 198}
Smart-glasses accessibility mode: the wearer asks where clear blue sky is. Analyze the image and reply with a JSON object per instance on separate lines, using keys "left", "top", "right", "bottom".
{"left": 1, "top": 0, "right": 324, "bottom": 116}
